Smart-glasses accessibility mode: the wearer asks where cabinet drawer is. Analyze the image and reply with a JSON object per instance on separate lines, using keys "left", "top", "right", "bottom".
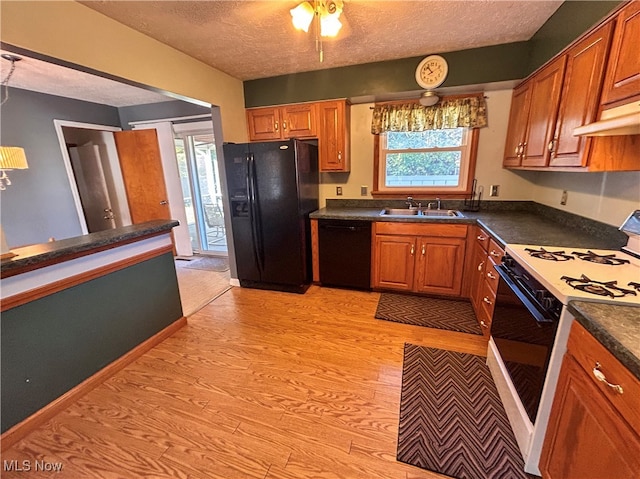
{"left": 484, "top": 257, "right": 500, "bottom": 293}
{"left": 487, "top": 238, "right": 505, "bottom": 262}
{"left": 479, "top": 279, "right": 496, "bottom": 330}
{"left": 375, "top": 222, "right": 467, "bottom": 238}
{"left": 567, "top": 321, "right": 640, "bottom": 433}
{"left": 475, "top": 226, "right": 490, "bottom": 251}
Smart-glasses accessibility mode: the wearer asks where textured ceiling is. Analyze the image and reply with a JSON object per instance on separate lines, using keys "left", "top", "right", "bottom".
{"left": 0, "top": 50, "right": 173, "bottom": 107}
{"left": 1, "top": 1, "right": 563, "bottom": 106}
{"left": 80, "top": 0, "right": 564, "bottom": 81}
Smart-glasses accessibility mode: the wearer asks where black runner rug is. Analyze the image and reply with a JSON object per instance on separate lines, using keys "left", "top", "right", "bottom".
{"left": 397, "top": 344, "right": 535, "bottom": 479}
{"left": 375, "top": 293, "right": 482, "bottom": 335}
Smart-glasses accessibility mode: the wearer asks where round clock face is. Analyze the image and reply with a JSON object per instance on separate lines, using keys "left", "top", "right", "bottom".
{"left": 415, "top": 55, "right": 448, "bottom": 89}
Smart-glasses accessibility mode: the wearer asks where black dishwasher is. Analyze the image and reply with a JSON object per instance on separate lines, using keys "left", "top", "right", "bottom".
{"left": 318, "top": 219, "right": 371, "bottom": 290}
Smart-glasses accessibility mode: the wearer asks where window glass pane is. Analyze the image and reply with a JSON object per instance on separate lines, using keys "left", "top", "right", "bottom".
{"left": 386, "top": 128, "right": 464, "bottom": 150}
{"left": 385, "top": 152, "right": 461, "bottom": 187}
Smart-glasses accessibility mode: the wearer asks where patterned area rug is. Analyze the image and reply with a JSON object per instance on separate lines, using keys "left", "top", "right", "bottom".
{"left": 375, "top": 293, "right": 482, "bottom": 335}
{"left": 181, "top": 256, "right": 230, "bottom": 272}
{"left": 397, "top": 344, "right": 535, "bottom": 479}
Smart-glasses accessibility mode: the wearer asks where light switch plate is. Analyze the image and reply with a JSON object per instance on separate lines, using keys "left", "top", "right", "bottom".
{"left": 336, "top": 186, "right": 342, "bottom": 196}
{"left": 361, "top": 185, "right": 367, "bottom": 196}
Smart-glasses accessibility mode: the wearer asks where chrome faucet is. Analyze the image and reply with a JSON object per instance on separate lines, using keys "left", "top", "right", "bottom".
{"left": 406, "top": 196, "right": 419, "bottom": 209}
{"left": 426, "top": 198, "right": 442, "bottom": 210}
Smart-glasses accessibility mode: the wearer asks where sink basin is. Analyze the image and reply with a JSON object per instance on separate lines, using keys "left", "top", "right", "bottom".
{"left": 380, "top": 208, "right": 463, "bottom": 217}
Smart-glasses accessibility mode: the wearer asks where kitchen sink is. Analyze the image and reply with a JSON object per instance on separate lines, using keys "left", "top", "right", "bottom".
{"left": 380, "top": 208, "right": 463, "bottom": 217}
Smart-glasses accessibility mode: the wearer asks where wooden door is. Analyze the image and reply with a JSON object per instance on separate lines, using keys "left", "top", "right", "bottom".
{"left": 113, "top": 130, "right": 171, "bottom": 224}
{"left": 539, "top": 355, "right": 640, "bottom": 479}
{"left": 414, "top": 236, "right": 466, "bottom": 296}
{"left": 550, "top": 22, "right": 613, "bottom": 167}
{"left": 69, "top": 144, "right": 116, "bottom": 232}
{"left": 373, "top": 235, "right": 416, "bottom": 291}
{"left": 503, "top": 83, "right": 531, "bottom": 167}
{"left": 600, "top": 1, "right": 640, "bottom": 107}
{"left": 247, "top": 107, "right": 282, "bottom": 141}
{"left": 318, "top": 100, "right": 349, "bottom": 172}
{"left": 282, "top": 104, "right": 317, "bottom": 138}
{"left": 521, "top": 56, "right": 566, "bottom": 167}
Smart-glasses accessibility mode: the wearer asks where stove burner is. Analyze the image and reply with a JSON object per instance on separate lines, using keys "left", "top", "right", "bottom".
{"left": 572, "top": 250, "right": 630, "bottom": 266}
{"left": 525, "top": 247, "right": 574, "bottom": 261}
{"left": 561, "top": 275, "right": 637, "bottom": 298}
{"left": 629, "top": 282, "right": 640, "bottom": 292}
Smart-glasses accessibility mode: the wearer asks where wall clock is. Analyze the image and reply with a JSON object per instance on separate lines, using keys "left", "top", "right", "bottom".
{"left": 415, "top": 55, "right": 448, "bottom": 89}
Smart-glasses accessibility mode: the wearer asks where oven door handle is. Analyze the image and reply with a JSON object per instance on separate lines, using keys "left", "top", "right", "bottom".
{"left": 495, "top": 264, "right": 555, "bottom": 324}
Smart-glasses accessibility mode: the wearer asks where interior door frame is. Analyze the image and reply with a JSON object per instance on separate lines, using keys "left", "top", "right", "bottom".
{"left": 54, "top": 119, "right": 123, "bottom": 234}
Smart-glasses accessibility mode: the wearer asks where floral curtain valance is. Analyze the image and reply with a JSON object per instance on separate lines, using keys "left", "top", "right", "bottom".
{"left": 371, "top": 95, "right": 488, "bottom": 134}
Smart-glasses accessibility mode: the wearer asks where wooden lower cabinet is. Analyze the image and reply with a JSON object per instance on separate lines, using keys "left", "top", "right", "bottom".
{"left": 372, "top": 222, "right": 467, "bottom": 297}
{"left": 468, "top": 228, "right": 504, "bottom": 335}
{"left": 539, "top": 321, "right": 640, "bottom": 479}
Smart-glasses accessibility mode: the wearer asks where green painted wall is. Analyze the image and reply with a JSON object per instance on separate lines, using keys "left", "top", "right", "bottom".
{"left": 527, "top": 1, "right": 622, "bottom": 73}
{"left": 0, "top": 252, "right": 183, "bottom": 433}
{"left": 244, "top": 1, "right": 624, "bottom": 108}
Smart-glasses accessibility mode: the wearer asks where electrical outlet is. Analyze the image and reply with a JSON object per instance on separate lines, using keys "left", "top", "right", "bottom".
{"left": 336, "top": 186, "right": 342, "bottom": 196}
{"left": 490, "top": 185, "right": 500, "bottom": 197}
{"left": 560, "top": 190, "right": 568, "bottom": 205}
{"left": 360, "top": 185, "right": 368, "bottom": 196}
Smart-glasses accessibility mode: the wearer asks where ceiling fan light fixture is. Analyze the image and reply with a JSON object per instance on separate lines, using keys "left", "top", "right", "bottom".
{"left": 419, "top": 90, "right": 440, "bottom": 107}
{"left": 290, "top": 1, "right": 315, "bottom": 32}
{"left": 320, "top": 12, "right": 342, "bottom": 37}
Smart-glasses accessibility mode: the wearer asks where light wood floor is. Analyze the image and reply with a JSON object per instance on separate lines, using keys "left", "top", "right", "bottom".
{"left": 3, "top": 286, "right": 488, "bottom": 479}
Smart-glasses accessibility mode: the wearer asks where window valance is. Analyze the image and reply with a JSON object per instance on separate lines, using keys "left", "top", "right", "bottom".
{"left": 371, "top": 95, "right": 488, "bottom": 134}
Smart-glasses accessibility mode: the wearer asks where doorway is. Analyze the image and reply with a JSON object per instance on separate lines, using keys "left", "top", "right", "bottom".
{"left": 174, "top": 129, "right": 227, "bottom": 256}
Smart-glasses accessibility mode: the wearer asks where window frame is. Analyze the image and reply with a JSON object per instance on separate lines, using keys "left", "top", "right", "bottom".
{"left": 372, "top": 103, "right": 480, "bottom": 199}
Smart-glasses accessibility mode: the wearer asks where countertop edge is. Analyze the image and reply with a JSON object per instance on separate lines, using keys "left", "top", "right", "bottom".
{"left": 1, "top": 220, "right": 179, "bottom": 278}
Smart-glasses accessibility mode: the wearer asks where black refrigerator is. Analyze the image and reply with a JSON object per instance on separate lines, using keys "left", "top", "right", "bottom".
{"left": 223, "top": 139, "right": 319, "bottom": 293}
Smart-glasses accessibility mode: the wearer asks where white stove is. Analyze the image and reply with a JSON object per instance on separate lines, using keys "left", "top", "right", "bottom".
{"left": 488, "top": 211, "right": 640, "bottom": 476}
{"left": 505, "top": 245, "right": 640, "bottom": 306}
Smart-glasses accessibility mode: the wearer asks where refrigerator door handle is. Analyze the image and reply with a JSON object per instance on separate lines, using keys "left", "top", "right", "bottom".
{"left": 246, "top": 154, "right": 262, "bottom": 274}
{"left": 248, "top": 154, "right": 265, "bottom": 272}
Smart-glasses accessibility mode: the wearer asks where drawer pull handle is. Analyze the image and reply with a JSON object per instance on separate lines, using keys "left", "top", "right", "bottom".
{"left": 477, "top": 261, "right": 485, "bottom": 272}
{"left": 490, "top": 250, "right": 501, "bottom": 258}
{"left": 480, "top": 320, "right": 488, "bottom": 329}
{"left": 274, "top": 121, "right": 279, "bottom": 131}
{"left": 477, "top": 235, "right": 487, "bottom": 241}
{"left": 421, "top": 244, "right": 426, "bottom": 256}
{"left": 593, "top": 362, "right": 623, "bottom": 394}
{"left": 487, "top": 272, "right": 497, "bottom": 280}
{"left": 410, "top": 244, "right": 415, "bottom": 255}
{"left": 483, "top": 297, "right": 493, "bottom": 305}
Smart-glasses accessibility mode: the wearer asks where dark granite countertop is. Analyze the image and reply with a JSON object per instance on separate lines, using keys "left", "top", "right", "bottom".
{"left": 568, "top": 301, "right": 640, "bottom": 381}
{"left": 310, "top": 200, "right": 626, "bottom": 250}
{"left": 1, "top": 220, "right": 179, "bottom": 277}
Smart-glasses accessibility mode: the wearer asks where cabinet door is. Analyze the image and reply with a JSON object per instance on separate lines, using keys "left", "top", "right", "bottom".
{"left": 318, "top": 100, "right": 350, "bottom": 172}
{"left": 539, "top": 355, "right": 640, "bottom": 479}
{"left": 503, "top": 83, "right": 532, "bottom": 167}
{"left": 282, "top": 104, "right": 317, "bottom": 138}
{"left": 600, "top": 1, "right": 640, "bottom": 107}
{"left": 522, "top": 56, "right": 566, "bottom": 167}
{"left": 373, "top": 235, "right": 416, "bottom": 291}
{"left": 414, "top": 236, "right": 466, "bottom": 296}
{"left": 550, "top": 22, "right": 614, "bottom": 167}
{"left": 247, "top": 107, "right": 282, "bottom": 141}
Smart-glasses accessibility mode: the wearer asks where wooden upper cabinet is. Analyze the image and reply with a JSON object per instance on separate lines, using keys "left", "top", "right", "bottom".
{"left": 600, "top": 0, "right": 640, "bottom": 107}
{"left": 247, "top": 107, "right": 283, "bottom": 141}
{"left": 521, "top": 56, "right": 567, "bottom": 167}
{"left": 281, "top": 103, "right": 317, "bottom": 138}
{"left": 247, "top": 103, "right": 317, "bottom": 141}
{"left": 550, "top": 22, "right": 614, "bottom": 167}
{"left": 503, "top": 82, "right": 532, "bottom": 167}
{"left": 318, "top": 100, "right": 351, "bottom": 172}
